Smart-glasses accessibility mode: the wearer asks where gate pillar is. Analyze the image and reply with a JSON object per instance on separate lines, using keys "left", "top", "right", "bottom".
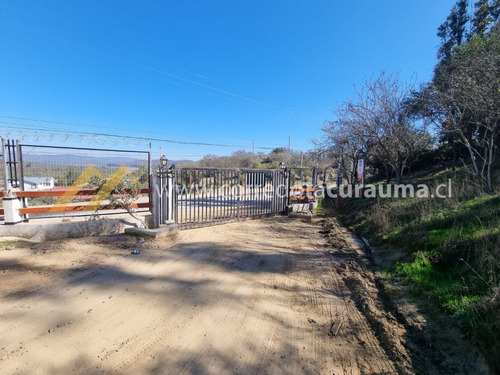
{"left": 3, "top": 191, "right": 24, "bottom": 225}
{"left": 152, "top": 165, "right": 175, "bottom": 229}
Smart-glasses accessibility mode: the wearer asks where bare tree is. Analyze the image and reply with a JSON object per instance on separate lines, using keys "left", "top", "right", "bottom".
{"left": 316, "top": 120, "right": 369, "bottom": 184}
{"left": 329, "top": 72, "right": 430, "bottom": 184}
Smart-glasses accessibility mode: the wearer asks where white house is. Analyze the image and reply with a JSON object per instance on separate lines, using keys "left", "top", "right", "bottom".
{"left": 23, "top": 177, "right": 56, "bottom": 191}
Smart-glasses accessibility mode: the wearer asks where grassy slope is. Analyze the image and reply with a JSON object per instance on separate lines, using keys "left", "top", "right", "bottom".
{"left": 334, "top": 165, "right": 500, "bottom": 371}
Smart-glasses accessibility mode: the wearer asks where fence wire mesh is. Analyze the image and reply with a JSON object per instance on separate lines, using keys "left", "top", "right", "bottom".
{"left": 15, "top": 143, "right": 151, "bottom": 219}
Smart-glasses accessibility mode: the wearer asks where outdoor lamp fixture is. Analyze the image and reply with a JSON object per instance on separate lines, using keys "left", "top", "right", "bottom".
{"left": 158, "top": 155, "right": 170, "bottom": 178}
{"left": 279, "top": 162, "right": 285, "bottom": 170}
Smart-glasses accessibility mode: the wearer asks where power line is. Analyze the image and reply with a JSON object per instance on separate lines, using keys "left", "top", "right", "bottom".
{"left": 0, "top": 115, "right": 279, "bottom": 146}
{"left": 0, "top": 121, "right": 277, "bottom": 150}
{"left": 0, "top": 9, "right": 284, "bottom": 112}
{"left": 0, "top": 7, "right": 214, "bottom": 83}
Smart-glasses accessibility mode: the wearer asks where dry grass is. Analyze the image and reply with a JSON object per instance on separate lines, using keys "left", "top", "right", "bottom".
{"left": 334, "top": 167, "right": 500, "bottom": 371}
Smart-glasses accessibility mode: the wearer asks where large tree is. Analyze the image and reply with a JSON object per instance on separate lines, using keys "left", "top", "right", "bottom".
{"left": 472, "top": 0, "right": 493, "bottom": 36}
{"left": 438, "top": 0, "right": 470, "bottom": 59}
{"left": 428, "top": 30, "right": 500, "bottom": 191}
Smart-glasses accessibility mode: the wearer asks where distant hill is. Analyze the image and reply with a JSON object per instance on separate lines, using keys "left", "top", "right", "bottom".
{"left": 23, "top": 153, "right": 146, "bottom": 168}
{"left": 22, "top": 153, "right": 190, "bottom": 168}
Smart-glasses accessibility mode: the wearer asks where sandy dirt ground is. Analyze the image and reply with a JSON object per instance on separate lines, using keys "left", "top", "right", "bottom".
{"left": 0, "top": 217, "right": 489, "bottom": 375}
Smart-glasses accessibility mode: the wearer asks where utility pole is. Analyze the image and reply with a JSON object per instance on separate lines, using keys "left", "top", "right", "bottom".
{"left": 288, "top": 134, "right": 291, "bottom": 152}
{"left": 300, "top": 151, "right": 303, "bottom": 168}
{"left": 252, "top": 139, "right": 255, "bottom": 154}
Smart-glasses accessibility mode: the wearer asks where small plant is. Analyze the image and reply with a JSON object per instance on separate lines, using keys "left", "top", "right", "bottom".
{"left": 84, "top": 176, "right": 148, "bottom": 228}
{"left": 316, "top": 198, "right": 325, "bottom": 213}
{"left": 109, "top": 179, "right": 148, "bottom": 228}
{"left": 75, "top": 214, "right": 103, "bottom": 237}
{"left": 0, "top": 240, "right": 21, "bottom": 249}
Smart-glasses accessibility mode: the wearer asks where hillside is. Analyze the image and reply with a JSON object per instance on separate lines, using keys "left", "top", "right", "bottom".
{"left": 329, "top": 163, "right": 500, "bottom": 371}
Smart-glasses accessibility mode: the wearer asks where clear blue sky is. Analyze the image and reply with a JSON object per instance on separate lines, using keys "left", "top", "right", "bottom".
{"left": 0, "top": 0, "right": 456, "bottom": 160}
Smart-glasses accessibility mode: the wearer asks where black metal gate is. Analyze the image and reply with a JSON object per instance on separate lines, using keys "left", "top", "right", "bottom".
{"left": 174, "top": 167, "right": 289, "bottom": 228}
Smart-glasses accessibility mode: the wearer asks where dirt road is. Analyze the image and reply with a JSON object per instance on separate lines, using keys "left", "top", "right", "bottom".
{"left": 0, "top": 217, "right": 488, "bottom": 374}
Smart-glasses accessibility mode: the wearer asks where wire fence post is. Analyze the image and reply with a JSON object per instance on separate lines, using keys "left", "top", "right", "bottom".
{"left": 6, "top": 140, "right": 19, "bottom": 189}
{"left": 148, "top": 142, "right": 152, "bottom": 213}
{"left": 17, "top": 140, "right": 29, "bottom": 221}
{"left": 1, "top": 138, "right": 9, "bottom": 191}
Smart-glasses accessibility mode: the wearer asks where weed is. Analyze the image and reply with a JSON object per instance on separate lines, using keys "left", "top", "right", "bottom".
{"left": 0, "top": 240, "right": 21, "bottom": 248}
{"left": 316, "top": 198, "right": 325, "bottom": 213}
{"left": 338, "top": 164, "right": 500, "bottom": 371}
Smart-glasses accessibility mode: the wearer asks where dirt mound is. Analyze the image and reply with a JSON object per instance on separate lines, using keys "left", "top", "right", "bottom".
{"left": 322, "top": 216, "right": 490, "bottom": 375}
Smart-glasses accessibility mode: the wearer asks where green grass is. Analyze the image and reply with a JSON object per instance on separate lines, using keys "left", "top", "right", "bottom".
{"left": 0, "top": 240, "right": 22, "bottom": 248}
{"left": 338, "top": 164, "right": 500, "bottom": 370}
{"left": 315, "top": 198, "right": 325, "bottom": 213}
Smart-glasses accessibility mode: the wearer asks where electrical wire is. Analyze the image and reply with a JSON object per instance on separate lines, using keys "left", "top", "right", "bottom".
{"left": 0, "top": 121, "right": 278, "bottom": 150}
{"left": 0, "top": 9, "right": 281, "bottom": 111}
{"left": 0, "top": 115, "right": 279, "bottom": 146}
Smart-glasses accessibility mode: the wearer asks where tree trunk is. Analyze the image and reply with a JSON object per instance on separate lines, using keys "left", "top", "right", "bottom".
{"left": 395, "top": 168, "right": 403, "bottom": 185}
{"left": 385, "top": 165, "right": 391, "bottom": 184}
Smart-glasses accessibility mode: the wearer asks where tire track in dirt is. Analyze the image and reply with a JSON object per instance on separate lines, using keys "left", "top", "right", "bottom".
{"left": 267, "top": 218, "right": 398, "bottom": 374}
{"left": 0, "top": 217, "right": 441, "bottom": 374}
{"left": 321, "top": 216, "right": 488, "bottom": 375}
{"left": 111, "top": 248, "right": 239, "bottom": 373}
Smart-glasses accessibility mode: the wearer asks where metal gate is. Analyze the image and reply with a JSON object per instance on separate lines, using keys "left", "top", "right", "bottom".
{"left": 173, "top": 167, "right": 289, "bottom": 228}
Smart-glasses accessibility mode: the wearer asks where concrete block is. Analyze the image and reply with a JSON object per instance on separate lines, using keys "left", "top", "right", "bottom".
{"left": 124, "top": 223, "right": 179, "bottom": 239}
{"left": 288, "top": 212, "right": 312, "bottom": 221}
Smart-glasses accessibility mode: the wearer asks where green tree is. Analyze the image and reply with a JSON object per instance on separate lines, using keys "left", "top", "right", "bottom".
{"left": 63, "top": 166, "right": 80, "bottom": 186}
{"left": 472, "top": 0, "right": 493, "bottom": 36}
{"left": 491, "top": 0, "right": 500, "bottom": 23}
{"left": 438, "top": 0, "right": 470, "bottom": 59}
{"left": 427, "top": 29, "right": 500, "bottom": 191}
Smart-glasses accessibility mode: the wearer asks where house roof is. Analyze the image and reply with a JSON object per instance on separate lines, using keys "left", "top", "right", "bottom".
{"left": 24, "top": 177, "right": 55, "bottom": 185}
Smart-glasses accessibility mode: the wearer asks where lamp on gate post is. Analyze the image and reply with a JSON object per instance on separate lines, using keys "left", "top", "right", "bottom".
{"left": 157, "top": 155, "right": 175, "bottom": 179}
{"left": 279, "top": 162, "right": 286, "bottom": 170}
{"left": 158, "top": 155, "right": 168, "bottom": 177}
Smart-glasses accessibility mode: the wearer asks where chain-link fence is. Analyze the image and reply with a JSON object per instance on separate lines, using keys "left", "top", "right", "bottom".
{"left": 21, "top": 144, "right": 150, "bottom": 188}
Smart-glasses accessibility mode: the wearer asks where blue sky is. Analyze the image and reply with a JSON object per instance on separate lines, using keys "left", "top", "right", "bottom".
{"left": 0, "top": 0, "right": 456, "bottom": 160}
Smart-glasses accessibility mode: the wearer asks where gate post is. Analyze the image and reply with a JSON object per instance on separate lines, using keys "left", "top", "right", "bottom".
{"left": 3, "top": 191, "right": 24, "bottom": 225}
{"left": 152, "top": 162, "right": 176, "bottom": 229}
{"left": 2, "top": 138, "right": 10, "bottom": 191}
{"left": 151, "top": 173, "right": 161, "bottom": 229}
{"left": 164, "top": 170, "right": 175, "bottom": 223}
{"left": 276, "top": 165, "right": 289, "bottom": 214}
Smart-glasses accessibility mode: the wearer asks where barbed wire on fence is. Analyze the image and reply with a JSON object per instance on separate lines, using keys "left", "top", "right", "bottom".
{"left": 0, "top": 122, "right": 280, "bottom": 151}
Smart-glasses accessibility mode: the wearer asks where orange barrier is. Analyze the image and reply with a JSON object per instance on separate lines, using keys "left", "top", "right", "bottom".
{"left": 19, "top": 202, "right": 152, "bottom": 215}
{"left": 289, "top": 187, "right": 317, "bottom": 202}
{"left": 0, "top": 188, "right": 151, "bottom": 198}
{"left": 0, "top": 188, "right": 152, "bottom": 216}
